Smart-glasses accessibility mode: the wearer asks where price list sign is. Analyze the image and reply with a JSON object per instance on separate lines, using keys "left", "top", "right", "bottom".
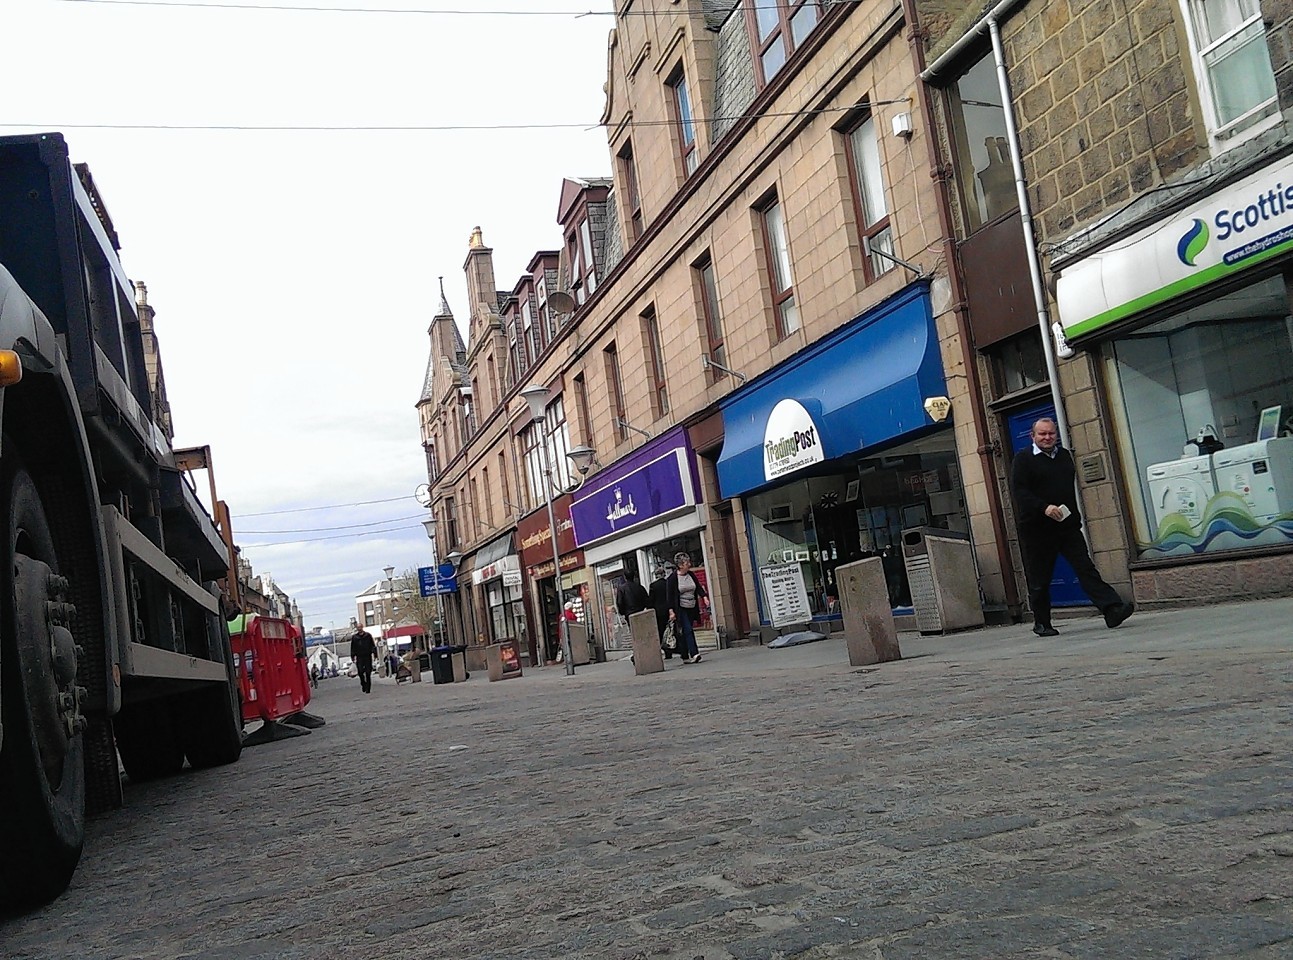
{"left": 759, "top": 562, "right": 812, "bottom": 627}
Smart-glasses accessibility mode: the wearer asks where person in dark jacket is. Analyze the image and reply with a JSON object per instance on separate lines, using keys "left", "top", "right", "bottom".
{"left": 349, "top": 624, "right": 378, "bottom": 693}
{"left": 665, "top": 552, "right": 709, "bottom": 663}
{"left": 615, "top": 572, "right": 650, "bottom": 618}
{"left": 647, "top": 567, "right": 673, "bottom": 658}
{"left": 1010, "top": 417, "right": 1134, "bottom": 637}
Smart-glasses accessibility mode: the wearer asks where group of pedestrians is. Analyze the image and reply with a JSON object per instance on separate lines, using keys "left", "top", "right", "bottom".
{"left": 616, "top": 552, "right": 708, "bottom": 664}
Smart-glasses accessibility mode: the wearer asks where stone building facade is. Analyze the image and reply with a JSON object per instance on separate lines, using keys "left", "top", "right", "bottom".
{"left": 420, "top": 0, "right": 1022, "bottom": 661}
{"left": 916, "top": 0, "right": 1293, "bottom": 608}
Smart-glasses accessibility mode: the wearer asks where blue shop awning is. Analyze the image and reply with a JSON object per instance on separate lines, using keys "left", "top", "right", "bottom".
{"left": 717, "top": 283, "right": 946, "bottom": 498}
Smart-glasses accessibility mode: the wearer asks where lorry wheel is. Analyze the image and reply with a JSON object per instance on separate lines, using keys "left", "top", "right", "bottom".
{"left": 0, "top": 463, "right": 86, "bottom": 911}
{"left": 113, "top": 698, "right": 185, "bottom": 782}
{"left": 180, "top": 619, "right": 242, "bottom": 770}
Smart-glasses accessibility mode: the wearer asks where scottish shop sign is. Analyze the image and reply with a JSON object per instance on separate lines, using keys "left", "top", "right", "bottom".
{"left": 1058, "top": 156, "right": 1293, "bottom": 338}
{"left": 763, "top": 398, "right": 825, "bottom": 481}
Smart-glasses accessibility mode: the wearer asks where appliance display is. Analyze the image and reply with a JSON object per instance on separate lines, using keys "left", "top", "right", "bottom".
{"left": 1211, "top": 437, "right": 1293, "bottom": 523}
{"left": 1146, "top": 454, "right": 1216, "bottom": 530}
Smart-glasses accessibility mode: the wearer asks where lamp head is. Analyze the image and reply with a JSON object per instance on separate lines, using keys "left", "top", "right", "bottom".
{"left": 567, "top": 444, "right": 597, "bottom": 476}
{"left": 383, "top": 565, "right": 395, "bottom": 580}
{"left": 445, "top": 549, "right": 463, "bottom": 570}
{"left": 520, "top": 383, "right": 550, "bottom": 423}
{"left": 422, "top": 516, "right": 437, "bottom": 540}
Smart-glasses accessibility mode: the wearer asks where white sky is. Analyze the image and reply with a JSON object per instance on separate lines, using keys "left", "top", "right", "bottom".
{"left": 6, "top": 0, "right": 615, "bottom": 629}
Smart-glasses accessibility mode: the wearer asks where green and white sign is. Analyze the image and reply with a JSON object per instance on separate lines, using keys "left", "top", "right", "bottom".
{"left": 1057, "top": 155, "right": 1293, "bottom": 338}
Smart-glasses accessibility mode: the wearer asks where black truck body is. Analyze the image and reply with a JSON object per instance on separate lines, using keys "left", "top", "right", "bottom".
{"left": 0, "top": 133, "right": 242, "bottom": 909}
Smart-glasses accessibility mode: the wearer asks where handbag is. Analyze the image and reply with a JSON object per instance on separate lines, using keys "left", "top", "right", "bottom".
{"left": 663, "top": 621, "right": 680, "bottom": 653}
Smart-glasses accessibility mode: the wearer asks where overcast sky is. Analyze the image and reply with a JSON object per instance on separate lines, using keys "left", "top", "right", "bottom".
{"left": 6, "top": 0, "right": 614, "bottom": 630}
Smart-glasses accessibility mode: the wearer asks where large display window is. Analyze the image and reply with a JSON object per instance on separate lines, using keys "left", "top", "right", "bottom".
{"left": 746, "top": 431, "right": 967, "bottom": 618}
{"left": 1103, "top": 273, "right": 1293, "bottom": 558}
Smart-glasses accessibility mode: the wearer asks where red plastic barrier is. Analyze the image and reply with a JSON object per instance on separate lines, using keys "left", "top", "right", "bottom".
{"left": 230, "top": 614, "right": 312, "bottom": 724}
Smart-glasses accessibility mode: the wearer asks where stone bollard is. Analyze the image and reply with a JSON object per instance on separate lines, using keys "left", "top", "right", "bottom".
{"left": 836, "top": 557, "right": 902, "bottom": 666}
{"left": 628, "top": 609, "right": 664, "bottom": 675}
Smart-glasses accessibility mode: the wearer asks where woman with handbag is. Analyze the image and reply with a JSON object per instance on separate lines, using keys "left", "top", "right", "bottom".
{"left": 665, "top": 552, "right": 708, "bottom": 664}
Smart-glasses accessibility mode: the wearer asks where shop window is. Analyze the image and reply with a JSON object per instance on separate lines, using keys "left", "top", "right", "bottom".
{"left": 746, "top": 0, "right": 821, "bottom": 86}
{"left": 1103, "top": 273, "right": 1293, "bottom": 559}
{"left": 694, "top": 253, "right": 727, "bottom": 380}
{"left": 843, "top": 110, "right": 894, "bottom": 280}
{"left": 1181, "top": 0, "right": 1279, "bottom": 147}
{"left": 641, "top": 304, "right": 669, "bottom": 418}
{"left": 947, "top": 54, "right": 1017, "bottom": 235}
{"left": 996, "top": 330, "right": 1048, "bottom": 395}
{"left": 759, "top": 194, "right": 801, "bottom": 338}
{"left": 668, "top": 67, "right": 699, "bottom": 176}
{"left": 745, "top": 433, "right": 967, "bottom": 619}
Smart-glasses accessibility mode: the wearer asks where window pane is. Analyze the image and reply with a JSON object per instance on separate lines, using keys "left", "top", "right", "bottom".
{"left": 761, "top": 41, "right": 787, "bottom": 82}
{"left": 951, "top": 55, "right": 1016, "bottom": 232}
{"left": 849, "top": 116, "right": 888, "bottom": 224}
{"left": 674, "top": 78, "right": 696, "bottom": 147}
{"left": 1204, "top": 20, "right": 1278, "bottom": 130}
{"left": 580, "top": 219, "right": 597, "bottom": 294}
{"left": 868, "top": 225, "right": 894, "bottom": 277}
{"left": 755, "top": 3, "right": 780, "bottom": 40}
{"left": 764, "top": 202, "right": 794, "bottom": 291}
{"left": 701, "top": 261, "right": 724, "bottom": 346}
{"left": 790, "top": 3, "right": 817, "bottom": 45}
{"left": 1193, "top": 0, "right": 1261, "bottom": 40}
{"left": 779, "top": 295, "right": 800, "bottom": 335}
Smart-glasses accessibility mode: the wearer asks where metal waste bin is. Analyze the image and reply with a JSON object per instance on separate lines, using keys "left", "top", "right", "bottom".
{"left": 429, "top": 646, "right": 455, "bottom": 684}
{"left": 900, "top": 527, "right": 984, "bottom": 634}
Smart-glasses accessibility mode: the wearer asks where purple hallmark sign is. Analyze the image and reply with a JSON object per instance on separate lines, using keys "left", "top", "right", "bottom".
{"left": 570, "top": 447, "right": 695, "bottom": 545}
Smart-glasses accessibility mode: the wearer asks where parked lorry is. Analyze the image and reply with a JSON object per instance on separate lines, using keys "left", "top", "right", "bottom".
{"left": 0, "top": 133, "right": 242, "bottom": 909}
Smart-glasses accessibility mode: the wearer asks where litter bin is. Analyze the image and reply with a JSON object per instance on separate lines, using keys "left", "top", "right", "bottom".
{"left": 900, "top": 527, "right": 984, "bottom": 634}
{"left": 430, "top": 646, "right": 455, "bottom": 684}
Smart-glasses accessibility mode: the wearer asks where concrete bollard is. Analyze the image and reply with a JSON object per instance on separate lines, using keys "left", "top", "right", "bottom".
{"left": 836, "top": 557, "right": 902, "bottom": 666}
{"left": 628, "top": 610, "right": 664, "bottom": 675}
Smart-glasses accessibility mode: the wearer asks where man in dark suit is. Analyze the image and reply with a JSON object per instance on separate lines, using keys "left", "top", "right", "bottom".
{"left": 1010, "top": 417, "right": 1134, "bottom": 637}
{"left": 646, "top": 567, "right": 674, "bottom": 659}
{"left": 349, "top": 623, "right": 378, "bottom": 693}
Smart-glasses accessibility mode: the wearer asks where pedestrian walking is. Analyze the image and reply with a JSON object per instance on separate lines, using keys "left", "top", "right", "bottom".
{"left": 1010, "top": 416, "right": 1135, "bottom": 637}
{"left": 309, "top": 663, "right": 319, "bottom": 689}
{"left": 615, "top": 571, "right": 650, "bottom": 619}
{"left": 349, "top": 623, "right": 378, "bottom": 693}
{"left": 665, "top": 552, "right": 708, "bottom": 663}
{"left": 647, "top": 566, "right": 674, "bottom": 658}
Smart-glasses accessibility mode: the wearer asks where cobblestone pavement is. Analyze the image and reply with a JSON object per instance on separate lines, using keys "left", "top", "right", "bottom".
{"left": 4, "top": 599, "right": 1292, "bottom": 960}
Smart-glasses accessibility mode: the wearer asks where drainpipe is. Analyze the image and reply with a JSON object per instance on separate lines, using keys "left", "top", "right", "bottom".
{"left": 900, "top": 0, "right": 1020, "bottom": 612}
{"left": 920, "top": 0, "right": 1073, "bottom": 451}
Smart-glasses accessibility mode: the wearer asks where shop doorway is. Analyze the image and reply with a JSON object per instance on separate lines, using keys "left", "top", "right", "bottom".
{"left": 1007, "top": 403, "right": 1087, "bottom": 607}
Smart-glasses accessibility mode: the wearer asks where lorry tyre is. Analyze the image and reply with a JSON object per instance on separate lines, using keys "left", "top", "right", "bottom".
{"left": 0, "top": 462, "right": 86, "bottom": 910}
{"left": 113, "top": 698, "right": 185, "bottom": 782}
{"left": 179, "top": 618, "right": 242, "bottom": 770}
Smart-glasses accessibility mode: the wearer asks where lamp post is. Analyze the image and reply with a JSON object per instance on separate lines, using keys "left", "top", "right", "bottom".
{"left": 520, "top": 385, "right": 599, "bottom": 676}
{"left": 520, "top": 384, "right": 576, "bottom": 675}
{"left": 421, "top": 516, "right": 446, "bottom": 654}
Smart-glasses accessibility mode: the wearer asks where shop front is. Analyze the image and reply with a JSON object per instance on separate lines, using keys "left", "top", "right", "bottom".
{"left": 517, "top": 493, "right": 589, "bottom": 665}
{"left": 570, "top": 426, "right": 713, "bottom": 652}
{"left": 1056, "top": 152, "right": 1293, "bottom": 601}
{"left": 718, "top": 282, "right": 975, "bottom": 625}
{"left": 470, "top": 532, "right": 528, "bottom": 654}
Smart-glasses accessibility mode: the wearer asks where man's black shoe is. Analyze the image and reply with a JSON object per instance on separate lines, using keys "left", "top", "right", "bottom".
{"left": 1032, "top": 624, "right": 1059, "bottom": 637}
{"left": 1105, "top": 601, "right": 1135, "bottom": 628}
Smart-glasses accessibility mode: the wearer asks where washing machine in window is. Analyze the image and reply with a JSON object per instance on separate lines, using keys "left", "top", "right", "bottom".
{"left": 1146, "top": 454, "right": 1215, "bottom": 531}
{"left": 1211, "top": 436, "right": 1293, "bottom": 523}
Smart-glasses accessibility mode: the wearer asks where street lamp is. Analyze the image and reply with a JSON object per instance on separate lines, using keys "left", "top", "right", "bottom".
{"left": 521, "top": 384, "right": 599, "bottom": 676}
{"left": 422, "top": 516, "right": 447, "bottom": 653}
{"left": 382, "top": 564, "right": 396, "bottom": 662}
